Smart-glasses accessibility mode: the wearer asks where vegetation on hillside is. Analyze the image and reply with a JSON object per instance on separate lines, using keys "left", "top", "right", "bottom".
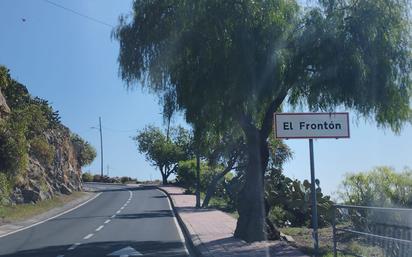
{"left": 0, "top": 66, "right": 96, "bottom": 205}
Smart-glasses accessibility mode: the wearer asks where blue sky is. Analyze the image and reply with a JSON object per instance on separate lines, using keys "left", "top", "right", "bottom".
{"left": 0, "top": 0, "right": 411, "bottom": 197}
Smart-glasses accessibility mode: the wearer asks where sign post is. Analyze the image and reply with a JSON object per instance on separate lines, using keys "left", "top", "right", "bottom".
{"left": 309, "top": 138, "right": 319, "bottom": 252}
{"left": 274, "top": 112, "right": 350, "bottom": 255}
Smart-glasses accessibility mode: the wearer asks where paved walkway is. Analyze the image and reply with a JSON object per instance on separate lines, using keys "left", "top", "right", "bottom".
{"left": 159, "top": 185, "right": 308, "bottom": 257}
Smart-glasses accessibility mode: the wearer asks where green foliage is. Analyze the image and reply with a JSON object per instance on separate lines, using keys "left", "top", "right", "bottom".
{"left": 134, "top": 125, "right": 192, "bottom": 183}
{"left": 265, "top": 169, "right": 333, "bottom": 228}
{"left": 337, "top": 167, "right": 412, "bottom": 257}
{"left": 120, "top": 176, "right": 133, "bottom": 184}
{"left": 0, "top": 172, "right": 12, "bottom": 205}
{"left": 175, "top": 159, "right": 217, "bottom": 192}
{"left": 81, "top": 172, "right": 93, "bottom": 182}
{"left": 70, "top": 133, "right": 97, "bottom": 167}
{"left": 339, "top": 166, "right": 412, "bottom": 207}
{"left": 114, "top": 0, "right": 411, "bottom": 134}
{"left": 175, "top": 159, "right": 198, "bottom": 191}
{"left": 0, "top": 119, "right": 28, "bottom": 179}
{"left": 0, "top": 66, "right": 92, "bottom": 192}
{"left": 29, "top": 136, "right": 54, "bottom": 166}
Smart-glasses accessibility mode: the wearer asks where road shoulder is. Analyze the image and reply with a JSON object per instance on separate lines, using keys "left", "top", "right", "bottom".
{"left": 0, "top": 191, "right": 99, "bottom": 238}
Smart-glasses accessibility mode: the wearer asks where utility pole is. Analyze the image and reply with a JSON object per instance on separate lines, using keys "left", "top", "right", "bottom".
{"left": 99, "top": 117, "right": 104, "bottom": 177}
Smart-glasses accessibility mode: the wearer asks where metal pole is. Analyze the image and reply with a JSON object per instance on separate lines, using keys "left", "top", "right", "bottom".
{"left": 195, "top": 153, "right": 201, "bottom": 208}
{"left": 99, "top": 117, "right": 104, "bottom": 178}
{"left": 332, "top": 206, "right": 337, "bottom": 257}
{"left": 309, "top": 138, "right": 319, "bottom": 254}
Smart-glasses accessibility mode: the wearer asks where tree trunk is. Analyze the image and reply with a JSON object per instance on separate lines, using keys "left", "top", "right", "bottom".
{"left": 161, "top": 173, "right": 168, "bottom": 185}
{"left": 202, "top": 167, "right": 231, "bottom": 208}
{"left": 234, "top": 127, "right": 267, "bottom": 242}
{"left": 234, "top": 91, "right": 287, "bottom": 242}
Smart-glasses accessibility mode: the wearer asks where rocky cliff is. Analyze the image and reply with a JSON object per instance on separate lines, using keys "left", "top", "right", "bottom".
{"left": 0, "top": 66, "right": 95, "bottom": 205}
{"left": 0, "top": 89, "right": 10, "bottom": 118}
{"left": 10, "top": 126, "right": 83, "bottom": 204}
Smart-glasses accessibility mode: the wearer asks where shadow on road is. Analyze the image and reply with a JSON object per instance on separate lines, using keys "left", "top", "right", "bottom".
{"left": 0, "top": 240, "right": 188, "bottom": 257}
{"left": 115, "top": 210, "right": 174, "bottom": 219}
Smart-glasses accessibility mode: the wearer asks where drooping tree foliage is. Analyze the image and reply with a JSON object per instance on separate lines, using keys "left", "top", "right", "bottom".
{"left": 114, "top": 0, "right": 411, "bottom": 241}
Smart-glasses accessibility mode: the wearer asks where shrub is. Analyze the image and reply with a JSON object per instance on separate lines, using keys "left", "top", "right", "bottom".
{"left": 0, "top": 120, "right": 28, "bottom": 178}
{"left": 0, "top": 172, "right": 11, "bottom": 205}
{"left": 30, "top": 136, "right": 54, "bottom": 165}
{"left": 339, "top": 166, "right": 412, "bottom": 207}
{"left": 70, "top": 133, "right": 96, "bottom": 167}
{"left": 175, "top": 159, "right": 215, "bottom": 192}
{"left": 93, "top": 174, "right": 102, "bottom": 182}
{"left": 82, "top": 172, "right": 93, "bottom": 182}
{"left": 120, "top": 176, "right": 133, "bottom": 184}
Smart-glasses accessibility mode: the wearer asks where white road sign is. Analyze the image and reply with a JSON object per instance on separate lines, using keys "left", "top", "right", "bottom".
{"left": 274, "top": 112, "right": 350, "bottom": 139}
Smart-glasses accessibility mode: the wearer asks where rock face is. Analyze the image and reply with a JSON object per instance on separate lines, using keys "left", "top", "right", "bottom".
{"left": 10, "top": 127, "right": 83, "bottom": 204}
{"left": 0, "top": 89, "right": 10, "bottom": 119}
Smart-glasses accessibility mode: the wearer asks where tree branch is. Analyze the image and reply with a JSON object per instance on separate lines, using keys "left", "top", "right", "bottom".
{"left": 260, "top": 88, "right": 289, "bottom": 140}
{"left": 166, "top": 163, "right": 178, "bottom": 176}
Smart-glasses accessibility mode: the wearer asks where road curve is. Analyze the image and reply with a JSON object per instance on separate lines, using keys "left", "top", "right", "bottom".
{"left": 0, "top": 184, "right": 189, "bottom": 257}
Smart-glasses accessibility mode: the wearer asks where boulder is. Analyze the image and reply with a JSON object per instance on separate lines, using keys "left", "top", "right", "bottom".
{"left": 60, "top": 184, "right": 72, "bottom": 195}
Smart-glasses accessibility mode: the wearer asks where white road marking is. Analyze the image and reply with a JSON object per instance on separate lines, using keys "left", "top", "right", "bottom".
{"left": 157, "top": 189, "right": 190, "bottom": 255}
{"left": 120, "top": 207, "right": 125, "bottom": 210}
{"left": 104, "top": 219, "right": 111, "bottom": 224}
{"left": 108, "top": 246, "right": 143, "bottom": 256}
{"left": 96, "top": 225, "right": 104, "bottom": 231}
{"left": 111, "top": 215, "right": 116, "bottom": 218}
{"left": 83, "top": 233, "right": 94, "bottom": 240}
{"left": 67, "top": 243, "right": 81, "bottom": 251}
{"left": 116, "top": 210, "right": 121, "bottom": 214}
{"left": 0, "top": 193, "right": 102, "bottom": 239}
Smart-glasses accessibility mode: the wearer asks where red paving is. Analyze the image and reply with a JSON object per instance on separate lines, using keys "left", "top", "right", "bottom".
{"left": 160, "top": 186, "right": 309, "bottom": 257}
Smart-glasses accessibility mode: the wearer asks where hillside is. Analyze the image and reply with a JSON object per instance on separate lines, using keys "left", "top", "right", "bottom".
{"left": 0, "top": 66, "right": 96, "bottom": 205}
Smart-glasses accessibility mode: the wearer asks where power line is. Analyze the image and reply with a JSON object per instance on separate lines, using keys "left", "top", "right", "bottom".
{"left": 42, "top": 0, "right": 114, "bottom": 28}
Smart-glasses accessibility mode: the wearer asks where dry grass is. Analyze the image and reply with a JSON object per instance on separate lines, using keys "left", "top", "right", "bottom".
{"left": 280, "top": 226, "right": 385, "bottom": 257}
{"left": 0, "top": 191, "right": 86, "bottom": 224}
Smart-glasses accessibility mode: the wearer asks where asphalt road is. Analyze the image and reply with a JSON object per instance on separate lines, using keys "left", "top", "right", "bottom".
{"left": 0, "top": 184, "right": 190, "bottom": 257}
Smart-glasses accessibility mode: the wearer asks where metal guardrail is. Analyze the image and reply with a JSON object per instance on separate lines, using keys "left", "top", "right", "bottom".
{"left": 332, "top": 204, "right": 412, "bottom": 257}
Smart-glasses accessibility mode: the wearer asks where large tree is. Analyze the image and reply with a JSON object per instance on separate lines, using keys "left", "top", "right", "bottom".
{"left": 114, "top": 0, "right": 411, "bottom": 242}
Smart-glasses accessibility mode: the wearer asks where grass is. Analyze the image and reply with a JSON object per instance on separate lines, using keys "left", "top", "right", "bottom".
{"left": 199, "top": 192, "right": 239, "bottom": 218}
{"left": 0, "top": 191, "right": 86, "bottom": 224}
{"left": 280, "top": 226, "right": 385, "bottom": 257}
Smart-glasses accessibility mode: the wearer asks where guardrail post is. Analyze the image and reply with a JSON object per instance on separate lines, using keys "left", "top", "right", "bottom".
{"left": 332, "top": 205, "right": 337, "bottom": 257}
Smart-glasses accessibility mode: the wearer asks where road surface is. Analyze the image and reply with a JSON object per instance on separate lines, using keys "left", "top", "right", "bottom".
{"left": 0, "top": 184, "right": 190, "bottom": 257}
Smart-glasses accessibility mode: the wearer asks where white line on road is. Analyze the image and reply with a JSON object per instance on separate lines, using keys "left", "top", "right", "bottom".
{"left": 67, "top": 243, "right": 80, "bottom": 251}
{"left": 83, "top": 233, "right": 94, "bottom": 240}
{"left": 104, "top": 219, "right": 111, "bottom": 224}
{"left": 157, "top": 189, "right": 190, "bottom": 255}
{"left": 120, "top": 207, "right": 125, "bottom": 210}
{"left": 0, "top": 193, "right": 102, "bottom": 239}
{"left": 111, "top": 215, "right": 116, "bottom": 218}
{"left": 95, "top": 225, "right": 104, "bottom": 231}
{"left": 116, "top": 210, "right": 121, "bottom": 214}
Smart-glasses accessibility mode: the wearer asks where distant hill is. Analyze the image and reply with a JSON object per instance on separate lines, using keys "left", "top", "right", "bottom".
{"left": 0, "top": 66, "right": 96, "bottom": 204}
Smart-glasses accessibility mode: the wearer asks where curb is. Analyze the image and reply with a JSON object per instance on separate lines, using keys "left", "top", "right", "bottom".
{"left": 156, "top": 186, "right": 203, "bottom": 257}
